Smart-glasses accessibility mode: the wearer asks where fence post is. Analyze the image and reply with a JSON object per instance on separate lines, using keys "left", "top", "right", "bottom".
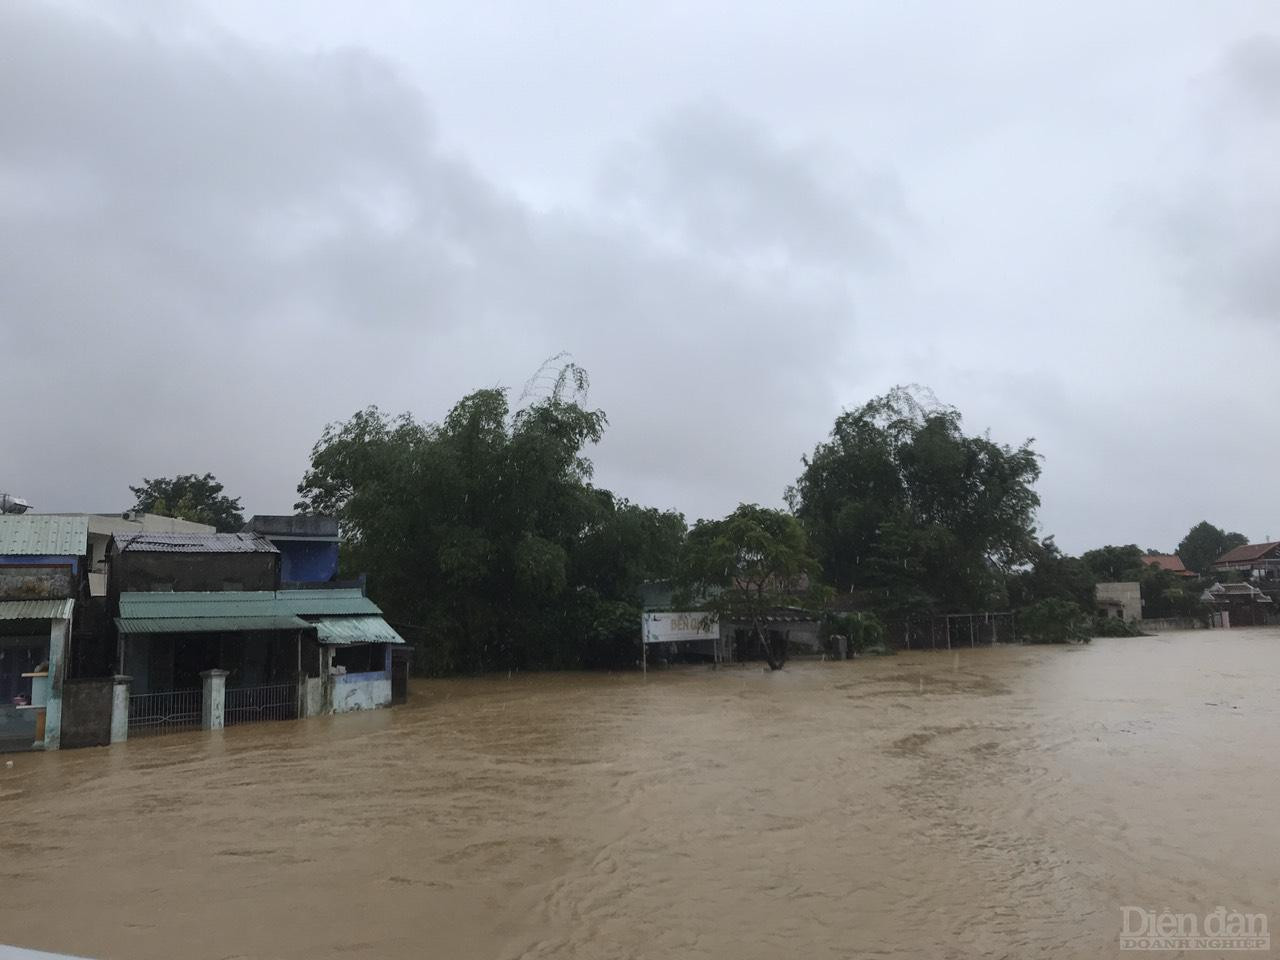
{"left": 200, "top": 669, "right": 228, "bottom": 730}
{"left": 110, "top": 675, "right": 131, "bottom": 744}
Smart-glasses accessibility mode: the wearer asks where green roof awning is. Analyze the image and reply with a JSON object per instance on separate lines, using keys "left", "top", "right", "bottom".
{"left": 311, "top": 616, "right": 405, "bottom": 646}
{"left": 277, "top": 589, "right": 382, "bottom": 616}
{"left": 0, "top": 598, "right": 75, "bottom": 621}
{"left": 115, "top": 615, "right": 312, "bottom": 635}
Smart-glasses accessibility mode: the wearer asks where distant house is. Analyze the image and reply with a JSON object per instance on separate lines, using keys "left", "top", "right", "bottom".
{"left": 1211, "top": 542, "right": 1280, "bottom": 585}
{"left": 1095, "top": 581, "right": 1142, "bottom": 621}
{"left": 0, "top": 515, "right": 89, "bottom": 751}
{"left": 1142, "top": 554, "right": 1195, "bottom": 578}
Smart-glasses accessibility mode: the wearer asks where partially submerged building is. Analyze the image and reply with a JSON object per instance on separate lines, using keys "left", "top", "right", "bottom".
{"left": 1201, "top": 582, "right": 1275, "bottom": 627}
{"left": 1095, "top": 581, "right": 1142, "bottom": 621}
{"left": 0, "top": 515, "right": 88, "bottom": 751}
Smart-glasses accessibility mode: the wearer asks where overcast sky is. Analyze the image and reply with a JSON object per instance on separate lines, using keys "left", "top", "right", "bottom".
{"left": 2, "top": 1, "right": 1278, "bottom": 553}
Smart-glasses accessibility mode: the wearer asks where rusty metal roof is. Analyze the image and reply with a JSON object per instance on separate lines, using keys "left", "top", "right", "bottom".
{"left": 0, "top": 598, "right": 75, "bottom": 621}
{"left": 0, "top": 515, "right": 89, "bottom": 556}
{"left": 112, "top": 532, "right": 278, "bottom": 554}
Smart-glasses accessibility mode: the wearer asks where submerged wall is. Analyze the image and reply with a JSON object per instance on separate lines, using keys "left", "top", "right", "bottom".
{"left": 331, "top": 671, "right": 391, "bottom": 712}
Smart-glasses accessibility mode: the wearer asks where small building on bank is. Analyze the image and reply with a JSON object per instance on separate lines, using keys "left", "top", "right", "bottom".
{"left": 1095, "top": 581, "right": 1142, "bottom": 621}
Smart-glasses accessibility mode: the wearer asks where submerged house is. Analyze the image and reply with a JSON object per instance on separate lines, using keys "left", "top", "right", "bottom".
{"left": 107, "top": 530, "right": 405, "bottom": 735}
{"left": 0, "top": 515, "right": 89, "bottom": 751}
{"left": 1201, "top": 582, "right": 1275, "bottom": 627}
{"left": 278, "top": 588, "right": 406, "bottom": 712}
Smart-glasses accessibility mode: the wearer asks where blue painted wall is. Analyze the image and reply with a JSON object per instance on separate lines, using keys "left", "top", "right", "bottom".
{"left": 278, "top": 541, "right": 339, "bottom": 584}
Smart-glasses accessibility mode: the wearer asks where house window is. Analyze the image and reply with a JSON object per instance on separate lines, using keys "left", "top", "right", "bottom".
{"left": 222, "top": 581, "right": 243, "bottom": 592}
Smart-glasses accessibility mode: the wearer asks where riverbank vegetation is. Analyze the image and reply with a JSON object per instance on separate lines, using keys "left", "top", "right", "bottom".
{"left": 135, "top": 364, "right": 1247, "bottom": 673}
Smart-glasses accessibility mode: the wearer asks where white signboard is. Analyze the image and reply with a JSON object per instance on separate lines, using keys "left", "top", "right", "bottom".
{"left": 642, "top": 611, "right": 719, "bottom": 644}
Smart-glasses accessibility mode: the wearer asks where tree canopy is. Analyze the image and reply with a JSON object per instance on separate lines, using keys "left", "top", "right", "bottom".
{"left": 129, "top": 473, "right": 245, "bottom": 532}
{"left": 296, "top": 365, "right": 685, "bottom": 674}
{"left": 788, "top": 387, "right": 1041, "bottom": 617}
{"left": 1177, "top": 521, "right": 1249, "bottom": 574}
{"left": 679, "top": 503, "right": 819, "bottom": 669}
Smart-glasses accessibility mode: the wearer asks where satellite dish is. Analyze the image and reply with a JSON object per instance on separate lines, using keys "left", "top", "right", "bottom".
{"left": 0, "top": 494, "right": 32, "bottom": 514}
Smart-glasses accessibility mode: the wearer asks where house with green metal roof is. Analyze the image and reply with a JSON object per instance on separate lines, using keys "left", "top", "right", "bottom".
{"left": 113, "top": 587, "right": 405, "bottom": 725}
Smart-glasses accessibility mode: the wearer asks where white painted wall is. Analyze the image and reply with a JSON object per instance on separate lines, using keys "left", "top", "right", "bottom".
{"left": 331, "top": 673, "right": 391, "bottom": 713}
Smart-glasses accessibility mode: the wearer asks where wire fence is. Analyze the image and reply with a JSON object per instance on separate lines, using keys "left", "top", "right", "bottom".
{"left": 225, "top": 683, "right": 297, "bottom": 727}
{"left": 886, "top": 612, "right": 1017, "bottom": 651}
{"left": 128, "top": 688, "right": 201, "bottom": 737}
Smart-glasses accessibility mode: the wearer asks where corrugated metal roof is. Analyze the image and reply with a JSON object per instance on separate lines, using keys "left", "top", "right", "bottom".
{"left": 278, "top": 589, "right": 381, "bottom": 616}
{"left": 313, "top": 616, "right": 405, "bottom": 646}
{"left": 119, "top": 591, "right": 289, "bottom": 619}
{"left": 0, "top": 515, "right": 88, "bottom": 556}
{"left": 0, "top": 598, "right": 75, "bottom": 621}
{"left": 115, "top": 615, "right": 310, "bottom": 634}
{"left": 112, "top": 532, "right": 279, "bottom": 554}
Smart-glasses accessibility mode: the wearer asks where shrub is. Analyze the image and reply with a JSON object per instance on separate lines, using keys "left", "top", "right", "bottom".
{"left": 1018, "top": 598, "right": 1091, "bottom": 644}
{"left": 1091, "top": 616, "right": 1146, "bottom": 638}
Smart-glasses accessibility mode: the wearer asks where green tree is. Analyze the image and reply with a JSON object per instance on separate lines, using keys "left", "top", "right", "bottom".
{"left": 1018, "top": 598, "right": 1091, "bottom": 644}
{"left": 1008, "top": 536, "right": 1096, "bottom": 610}
{"left": 1080, "top": 544, "right": 1146, "bottom": 583}
{"left": 129, "top": 473, "right": 245, "bottom": 532}
{"left": 680, "top": 504, "right": 819, "bottom": 670}
{"left": 296, "top": 364, "right": 685, "bottom": 675}
{"left": 1177, "top": 521, "right": 1249, "bottom": 574}
{"left": 788, "top": 386, "right": 1040, "bottom": 616}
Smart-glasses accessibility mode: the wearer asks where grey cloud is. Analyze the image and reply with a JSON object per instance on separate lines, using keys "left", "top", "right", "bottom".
{"left": 0, "top": 2, "right": 888, "bottom": 524}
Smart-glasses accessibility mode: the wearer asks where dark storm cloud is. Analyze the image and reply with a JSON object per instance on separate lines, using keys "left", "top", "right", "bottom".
{"left": 0, "top": 2, "right": 894, "bottom": 522}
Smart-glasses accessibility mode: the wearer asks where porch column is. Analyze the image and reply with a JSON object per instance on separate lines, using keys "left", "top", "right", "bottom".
{"left": 43, "top": 617, "right": 71, "bottom": 750}
{"left": 110, "top": 675, "right": 131, "bottom": 744}
{"left": 200, "top": 669, "right": 228, "bottom": 730}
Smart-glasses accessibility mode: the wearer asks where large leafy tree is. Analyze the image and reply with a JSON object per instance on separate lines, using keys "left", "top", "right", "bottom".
{"left": 1177, "top": 521, "right": 1249, "bottom": 574}
{"left": 1080, "top": 544, "right": 1147, "bottom": 583}
{"left": 129, "top": 473, "right": 245, "bottom": 532}
{"left": 680, "top": 503, "right": 819, "bottom": 670}
{"left": 1008, "top": 536, "right": 1096, "bottom": 611}
{"left": 788, "top": 387, "right": 1040, "bottom": 616}
{"left": 296, "top": 365, "right": 685, "bottom": 674}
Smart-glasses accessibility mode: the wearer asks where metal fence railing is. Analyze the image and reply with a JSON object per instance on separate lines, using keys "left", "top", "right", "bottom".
{"left": 225, "top": 683, "right": 297, "bottom": 727}
{"left": 128, "top": 688, "right": 201, "bottom": 737}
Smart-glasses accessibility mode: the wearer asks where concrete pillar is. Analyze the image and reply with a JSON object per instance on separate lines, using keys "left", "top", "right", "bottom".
{"left": 200, "top": 669, "right": 228, "bottom": 730}
{"left": 43, "top": 618, "right": 71, "bottom": 750}
{"left": 110, "top": 675, "right": 131, "bottom": 744}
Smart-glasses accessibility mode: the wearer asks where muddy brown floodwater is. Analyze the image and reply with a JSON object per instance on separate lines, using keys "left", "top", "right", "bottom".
{"left": 3, "top": 630, "right": 1280, "bottom": 959}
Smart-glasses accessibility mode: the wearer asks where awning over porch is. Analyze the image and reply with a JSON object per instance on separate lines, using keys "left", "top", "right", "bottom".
{"left": 0, "top": 598, "right": 74, "bottom": 622}
{"left": 115, "top": 591, "right": 313, "bottom": 635}
{"left": 277, "top": 589, "right": 405, "bottom": 646}
{"left": 312, "top": 616, "right": 405, "bottom": 646}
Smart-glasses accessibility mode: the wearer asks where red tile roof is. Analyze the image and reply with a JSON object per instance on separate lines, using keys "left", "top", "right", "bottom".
{"left": 1142, "top": 554, "right": 1191, "bottom": 575}
{"left": 1214, "top": 541, "right": 1280, "bottom": 565}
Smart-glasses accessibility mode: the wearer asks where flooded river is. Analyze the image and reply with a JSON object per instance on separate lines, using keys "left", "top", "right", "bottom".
{"left": 2, "top": 630, "right": 1279, "bottom": 959}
